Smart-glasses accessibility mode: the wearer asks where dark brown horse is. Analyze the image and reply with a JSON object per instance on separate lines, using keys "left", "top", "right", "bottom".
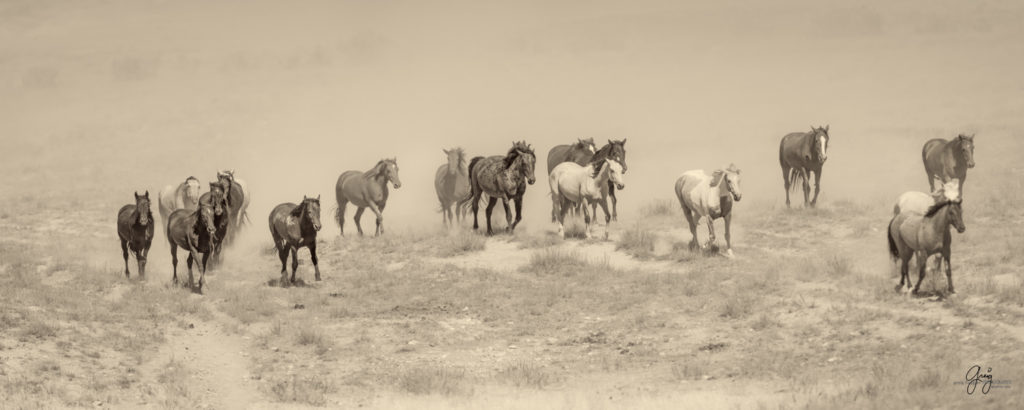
{"left": 922, "top": 134, "right": 975, "bottom": 198}
{"left": 467, "top": 141, "right": 537, "bottom": 235}
{"left": 588, "top": 139, "right": 628, "bottom": 221}
{"left": 117, "top": 191, "right": 154, "bottom": 278}
{"left": 215, "top": 172, "right": 245, "bottom": 245}
{"left": 887, "top": 191, "right": 965, "bottom": 295}
{"left": 167, "top": 200, "right": 217, "bottom": 293}
{"left": 269, "top": 196, "right": 323, "bottom": 286}
{"left": 779, "top": 125, "right": 830, "bottom": 208}
{"left": 198, "top": 182, "right": 230, "bottom": 266}
{"left": 435, "top": 148, "right": 471, "bottom": 226}
{"left": 336, "top": 158, "right": 402, "bottom": 236}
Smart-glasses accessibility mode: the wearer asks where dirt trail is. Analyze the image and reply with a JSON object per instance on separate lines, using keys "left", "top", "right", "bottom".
{"left": 140, "top": 300, "right": 263, "bottom": 409}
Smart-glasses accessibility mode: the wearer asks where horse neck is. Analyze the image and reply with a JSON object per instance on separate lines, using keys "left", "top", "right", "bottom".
{"left": 804, "top": 134, "right": 820, "bottom": 162}
{"left": 591, "top": 164, "right": 611, "bottom": 189}
{"left": 367, "top": 165, "right": 389, "bottom": 186}
{"left": 926, "top": 203, "right": 952, "bottom": 234}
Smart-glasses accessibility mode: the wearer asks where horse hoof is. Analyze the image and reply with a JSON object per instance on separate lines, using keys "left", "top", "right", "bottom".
{"left": 724, "top": 249, "right": 734, "bottom": 258}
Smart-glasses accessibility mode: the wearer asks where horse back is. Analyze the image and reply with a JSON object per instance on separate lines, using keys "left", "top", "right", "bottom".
{"left": 546, "top": 145, "right": 570, "bottom": 173}
{"left": 779, "top": 132, "right": 812, "bottom": 168}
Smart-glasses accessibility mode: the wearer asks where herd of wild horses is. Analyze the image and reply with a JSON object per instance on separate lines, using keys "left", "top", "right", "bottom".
{"left": 116, "top": 128, "right": 977, "bottom": 295}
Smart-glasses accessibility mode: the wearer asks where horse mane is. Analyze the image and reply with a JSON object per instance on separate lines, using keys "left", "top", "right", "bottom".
{"left": 453, "top": 148, "right": 467, "bottom": 173}
{"left": 925, "top": 200, "right": 952, "bottom": 217}
{"left": 365, "top": 159, "right": 390, "bottom": 178}
{"left": 185, "top": 176, "right": 199, "bottom": 184}
{"left": 709, "top": 170, "right": 725, "bottom": 187}
{"left": 290, "top": 200, "right": 308, "bottom": 217}
{"left": 504, "top": 142, "right": 534, "bottom": 168}
{"left": 590, "top": 159, "right": 606, "bottom": 178}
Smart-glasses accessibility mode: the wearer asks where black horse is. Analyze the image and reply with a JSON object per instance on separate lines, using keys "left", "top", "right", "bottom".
{"left": 269, "top": 196, "right": 323, "bottom": 286}
{"left": 117, "top": 191, "right": 154, "bottom": 278}
{"left": 199, "top": 182, "right": 230, "bottom": 266}
{"left": 167, "top": 200, "right": 217, "bottom": 293}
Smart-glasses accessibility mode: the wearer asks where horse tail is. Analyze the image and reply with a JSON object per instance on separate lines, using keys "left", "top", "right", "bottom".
{"left": 464, "top": 156, "right": 484, "bottom": 203}
{"left": 787, "top": 169, "right": 805, "bottom": 193}
{"left": 886, "top": 217, "right": 899, "bottom": 261}
{"left": 333, "top": 206, "right": 341, "bottom": 229}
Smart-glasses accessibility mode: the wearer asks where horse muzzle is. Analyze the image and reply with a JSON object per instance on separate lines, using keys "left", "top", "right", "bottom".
{"left": 616, "top": 183, "right": 625, "bottom": 190}
{"left": 392, "top": 182, "right": 402, "bottom": 189}
{"left": 313, "top": 223, "right": 322, "bottom": 231}
{"left": 732, "top": 193, "right": 742, "bottom": 202}
{"left": 528, "top": 177, "right": 536, "bottom": 185}
{"left": 956, "top": 225, "right": 966, "bottom": 233}
{"left": 967, "top": 161, "right": 975, "bottom": 169}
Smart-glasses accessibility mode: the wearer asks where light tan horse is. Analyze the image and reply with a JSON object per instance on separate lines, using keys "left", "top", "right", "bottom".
{"left": 158, "top": 176, "right": 201, "bottom": 228}
{"left": 549, "top": 158, "right": 625, "bottom": 239}
{"left": 893, "top": 178, "right": 958, "bottom": 216}
{"left": 435, "top": 148, "right": 471, "bottom": 227}
{"left": 335, "top": 159, "right": 401, "bottom": 236}
{"left": 675, "top": 164, "right": 742, "bottom": 257}
{"left": 887, "top": 181, "right": 965, "bottom": 295}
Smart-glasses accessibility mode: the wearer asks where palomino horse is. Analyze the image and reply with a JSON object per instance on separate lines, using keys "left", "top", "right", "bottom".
{"left": 779, "top": 126, "right": 829, "bottom": 208}
{"left": 435, "top": 148, "right": 471, "bottom": 226}
{"left": 158, "top": 177, "right": 200, "bottom": 228}
{"left": 335, "top": 158, "right": 402, "bottom": 236}
{"left": 922, "top": 134, "right": 975, "bottom": 198}
{"left": 167, "top": 200, "right": 217, "bottom": 293}
{"left": 549, "top": 158, "right": 625, "bottom": 239}
{"left": 467, "top": 141, "right": 537, "bottom": 235}
{"left": 887, "top": 182, "right": 966, "bottom": 295}
{"left": 269, "top": 196, "right": 323, "bottom": 286}
{"left": 198, "top": 182, "right": 230, "bottom": 266}
{"left": 546, "top": 138, "right": 596, "bottom": 222}
{"left": 675, "top": 164, "right": 743, "bottom": 257}
{"left": 589, "top": 139, "right": 628, "bottom": 221}
{"left": 117, "top": 191, "right": 154, "bottom": 278}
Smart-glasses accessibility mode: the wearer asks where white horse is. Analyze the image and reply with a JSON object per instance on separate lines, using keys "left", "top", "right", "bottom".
{"left": 675, "top": 164, "right": 742, "bottom": 257}
{"left": 549, "top": 158, "right": 625, "bottom": 239}
{"left": 157, "top": 176, "right": 201, "bottom": 229}
{"left": 893, "top": 178, "right": 958, "bottom": 216}
{"left": 218, "top": 169, "right": 251, "bottom": 225}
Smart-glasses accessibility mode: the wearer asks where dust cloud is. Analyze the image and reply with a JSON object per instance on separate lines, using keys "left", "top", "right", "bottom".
{"left": 2, "top": 0, "right": 1022, "bottom": 244}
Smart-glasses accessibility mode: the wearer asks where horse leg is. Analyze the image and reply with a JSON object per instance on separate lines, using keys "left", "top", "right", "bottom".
{"left": 724, "top": 212, "right": 734, "bottom": 257}
{"left": 501, "top": 198, "right": 513, "bottom": 233}
{"left": 170, "top": 243, "right": 179, "bottom": 285}
{"left": 898, "top": 252, "right": 912, "bottom": 293}
{"left": 811, "top": 168, "right": 823, "bottom": 208}
{"left": 278, "top": 247, "right": 290, "bottom": 287}
{"left": 120, "top": 238, "right": 130, "bottom": 278}
{"left": 682, "top": 207, "right": 698, "bottom": 250}
{"left": 368, "top": 202, "right": 385, "bottom": 237}
{"left": 781, "top": 165, "right": 792, "bottom": 208}
{"left": 801, "top": 170, "right": 811, "bottom": 208}
{"left": 912, "top": 251, "right": 927, "bottom": 295}
{"left": 471, "top": 191, "right": 482, "bottom": 231}
{"left": 290, "top": 247, "right": 299, "bottom": 284}
{"left": 581, "top": 198, "right": 592, "bottom": 239}
{"left": 139, "top": 243, "right": 150, "bottom": 279}
{"left": 597, "top": 196, "right": 612, "bottom": 240}
{"left": 337, "top": 200, "right": 348, "bottom": 236}
{"left": 512, "top": 194, "right": 524, "bottom": 232}
{"left": 353, "top": 207, "right": 365, "bottom": 236}
{"left": 551, "top": 193, "right": 559, "bottom": 223}
{"left": 944, "top": 236, "right": 955, "bottom": 294}
{"left": 608, "top": 181, "right": 618, "bottom": 221}
{"left": 705, "top": 217, "right": 716, "bottom": 250}
{"left": 310, "top": 242, "right": 321, "bottom": 281}
{"left": 198, "top": 251, "right": 210, "bottom": 293}
{"left": 484, "top": 196, "right": 498, "bottom": 236}
{"left": 186, "top": 252, "right": 195, "bottom": 290}
{"left": 557, "top": 197, "right": 570, "bottom": 238}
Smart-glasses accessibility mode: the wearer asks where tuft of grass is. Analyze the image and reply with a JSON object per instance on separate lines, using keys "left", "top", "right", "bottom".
{"left": 268, "top": 374, "right": 334, "bottom": 406}
{"left": 617, "top": 224, "right": 657, "bottom": 258}
{"left": 397, "top": 365, "right": 471, "bottom": 396}
{"left": 671, "top": 358, "right": 711, "bottom": 381}
{"left": 520, "top": 248, "right": 616, "bottom": 277}
{"left": 18, "top": 317, "right": 58, "bottom": 341}
{"left": 496, "top": 361, "right": 555, "bottom": 389}
{"left": 825, "top": 255, "right": 854, "bottom": 276}
{"left": 436, "top": 231, "right": 487, "bottom": 257}
{"left": 157, "top": 358, "right": 197, "bottom": 408}
{"left": 641, "top": 199, "right": 678, "bottom": 217}
{"left": 220, "top": 287, "right": 280, "bottom": 324}
{"left": 294, "top": 324, "right": 333, "bottom": 356}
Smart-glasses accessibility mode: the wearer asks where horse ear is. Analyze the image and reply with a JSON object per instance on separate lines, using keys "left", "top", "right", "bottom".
{"left": 135, "top": 191, "right": 139, "bottom": 199}
{"left": 303, "top": 195, "right": 308, "bottom": 200}
{"left": 316, "top": 194, "right": 320, "bottom": 201}
{"left": 621, "top": 138, "right": 626, "bottom": 145}
{"left": 824, "top": 125, "right": 829, "bottom": 132}
{"left": 443, "top": 149, "right": 449, "bottom": 155}
{"left": 145, "top": 191, "right": 149, "bottom": 198}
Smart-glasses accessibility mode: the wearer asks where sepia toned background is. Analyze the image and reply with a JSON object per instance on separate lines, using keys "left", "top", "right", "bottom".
{"left": 2, "top": 0, "right": 1023, "bottom": 408}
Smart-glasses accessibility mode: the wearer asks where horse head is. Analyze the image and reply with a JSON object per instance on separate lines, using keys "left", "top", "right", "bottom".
{"left": 298, "top": 195, "right": 322, "bottom": 231}
{"left": 198, "top": 201, "right": 217, "bottom": 238}
{"left": 606, "top": 139, "right": 628, "bottom": 173}
{"left": 809, "top": 126, "right": 829, "bottom": 163}
{"left": 208, "top": 182, "right": 226, "bottom": 216}
{"left": 713, "top": 164, "right": 742, "bottom": 202}
{"left": 134, "top": 191, "right": 151, "bottom": 226}
{"left": 958, "top": 134, "right": 975, "bottom": 169}
{"left": 511, "top": 141, "right": 536, "bottom": 185}
{"left": 384, "top": 158, "right": 401, "bottom": 189}
{"left": 444, "top": 148, "right": 465, "bottom": 176}
{"left": 577, "top": 138, "right": 597, "bottom": 154}
{"left": 606, "top": 159, "right": 625, "bottom": 190}
{"left": 184, "top": 176, "right": 201, "bottom": 206}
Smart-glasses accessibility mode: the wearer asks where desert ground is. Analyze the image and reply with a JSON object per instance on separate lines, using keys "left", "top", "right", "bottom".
{"left": 2, "top": 0, "right": 1024, "bottom": 408}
